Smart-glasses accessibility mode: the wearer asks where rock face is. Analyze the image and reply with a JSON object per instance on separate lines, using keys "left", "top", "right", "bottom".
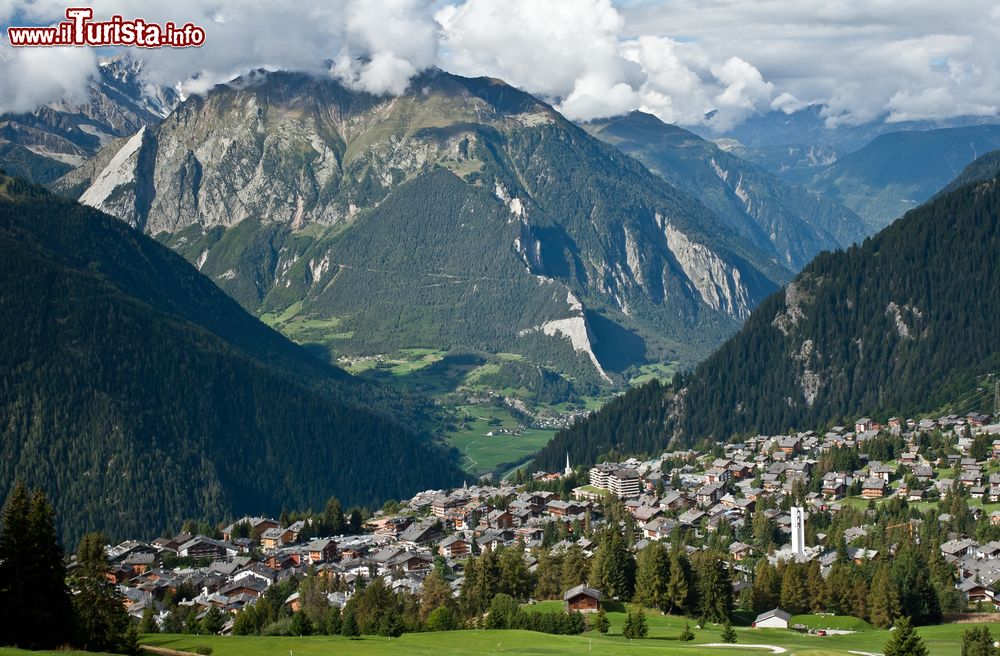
{"left": 57, "top": 69, "right": 788, "bottom": 379}
{"left": 0, "top": 56, "right": 179, "bottom": 183}
{"left": 583, "top": 111, "right": 869, "bottom": 271}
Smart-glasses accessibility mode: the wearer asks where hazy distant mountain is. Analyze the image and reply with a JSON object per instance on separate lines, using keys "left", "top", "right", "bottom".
{"left": 534, "top": 168, "right": 1000, "bottom": 469}
{"left": 583, "top": 111, "right": 868, "bottom": 270}
{"left": 806, "top": 125, "right": 1000, "bottom": 230}
{"left": 0, "top": 173, "right": 464, "bottom": 543}
{"left": 699, "top": 105, "right": 1000, "bottom": 181}
{"left": 0, "top": 56, "right": 178, "bottom": 183}
{"left": 55, "top": 69, "right": 791, "bottom": 380}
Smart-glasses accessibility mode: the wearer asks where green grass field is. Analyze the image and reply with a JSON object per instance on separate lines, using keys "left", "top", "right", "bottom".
{"left": 1, "top": 618, "right": 997, "bottom": 656}
{"left": 448, "top": 403, "right": 556, "bottom": 475}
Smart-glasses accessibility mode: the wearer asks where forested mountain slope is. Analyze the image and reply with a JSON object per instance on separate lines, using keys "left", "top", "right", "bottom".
{"left": 534, "top": 172, "right": 1000, "bottom": 469}
{"left": 0, "top": 174, "right": 464, "bottom": 543}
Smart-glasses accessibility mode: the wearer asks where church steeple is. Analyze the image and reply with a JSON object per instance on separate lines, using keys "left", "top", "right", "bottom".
{"left": 564, "top": 452, "right": 572, "bottom": 477}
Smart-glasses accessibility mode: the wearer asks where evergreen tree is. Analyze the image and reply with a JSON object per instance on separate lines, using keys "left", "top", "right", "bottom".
{"left": 139, "top": 606, "right": 159, "bottom": 634}
{"left": 594, "top": 608, "right": 610, "bottom": 634}
{"left": 419, "top": 569, "right": 455, "bottom": 622}
{"left": 0, "top": 484, "right": 74, "bottom": 650}
{"left": 426, "top": 606, "right": 458, "bottom": 632}
{"left": 721, "top": 620, "right": 737, "bottom": 643}
{"left": 589, "top": 529, "right": 636, "bottom": 601}
{"left": 680, "top": 621, "right": 695, "bottom": 641}
{"left": 962, "top": 626, "right": 998, "bottom": 656}
{"left": 71, "top": 533, "right": 138, "bottom": 654}
{"left": 869, "top": 565, "right": 901, "bottom": 628}
{"left": 561, "top": 544, "right": 589, "bottom": 592}
{"left": 750, "top": 560, "right": 780, "bottom": 614}
{"left": 341, "top": 606, "right": 360, "bottom": 638}
{"left": 779, "top": 562, "right": 810, "bottom": 615}
{"left": 634, "top": 542, "right": 670, "bottom": 610}
{"left": 694, "top": 552, "right": 732, "bottom": 623}
{"left": 324, "top": 607, "right": 342, "bottom": 636}
{"left": 201, "top": 606, "right": 225, "bottom": 635}
{"left": 622, "top": 606, "right": 648, "bottom": 639}
{"left": 884, "top": 616, "right": 928, "bottom": 656}
{"left": 666, "top": 549, "right": 691, "bottom": 614}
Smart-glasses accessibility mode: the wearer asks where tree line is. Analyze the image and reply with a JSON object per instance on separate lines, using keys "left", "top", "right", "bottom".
{"left": 0, "top": 483, "right": 137, "bottom": 653}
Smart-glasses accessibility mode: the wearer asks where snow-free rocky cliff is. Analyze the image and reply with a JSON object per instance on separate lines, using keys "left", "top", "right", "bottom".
{"left": 57, "top": 69, "right": 787, "bottom": 379}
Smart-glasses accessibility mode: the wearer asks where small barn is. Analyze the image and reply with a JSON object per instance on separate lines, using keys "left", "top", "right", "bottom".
{"left": 563, "top": 584, "right": 602, "bottom": 613}
{"left": 752, "top": 608, "right": 791, "bottom": 629}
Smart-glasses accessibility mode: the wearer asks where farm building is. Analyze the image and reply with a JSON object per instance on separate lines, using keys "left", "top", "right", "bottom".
{"left": 563, "top": 584, "right": 601, "bottom": 613}
{"left": 753, "top": 608, "right": 791, "bottom": 629}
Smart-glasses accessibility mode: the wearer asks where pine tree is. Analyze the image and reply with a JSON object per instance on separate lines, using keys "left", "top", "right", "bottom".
{"left": 680, "top": 621, "right": 695, "bottom": 641}
{"left": 884, "top": 616, "right": 928, "bottom": 656}
{"left": 721, "top": 619, "right": 737, "bottom": 643}
{"left": 201, "top": 606, "right": 225, "bottom": 635}
{"left": 869, "top": 565, "right": 901, "bottom": 628}
{"left": 71, "top": 532, "right": 139, "bottom": 654}
{"left": 634, "top": 542, "right": 670, "bottom": 610}
{"left": 594, "top": 608, "right": 610, "bottom": 634}
{"left": 779, "top": 562, "right": 810, "bottom": 615}
{"left": 622, "top": 606, "right": 648, "bottom": 639}
{"left": 666, "top": 549, "right": 691, "bottom": 614}
{"left": 0, "top": 484, "right": 74, "bottom": 650}
{"left": 962, "top": 626, "right": 997, "bottom": 656}
{"left": 750, "top": 559, "right": 779, "bottom": 614}
{"left": 341, "top": 606, "right": 360, "bottom": 638}
{"left": 139, "top": 606, "right": 159, "bottom": 634}
{"left": 562, "top": 544, "right": 589, "bottom": 592}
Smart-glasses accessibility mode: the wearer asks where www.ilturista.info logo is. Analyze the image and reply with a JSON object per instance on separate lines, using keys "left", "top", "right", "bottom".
{"left": 7, "top": 8, "right": 205, "bottom": 48}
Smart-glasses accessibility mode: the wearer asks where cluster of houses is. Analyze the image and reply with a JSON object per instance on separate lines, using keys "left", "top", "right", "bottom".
{"left": 103, "top": 411, "right": 1000, "bottom": 632}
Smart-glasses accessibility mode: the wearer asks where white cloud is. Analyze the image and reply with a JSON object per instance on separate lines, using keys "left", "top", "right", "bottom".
{"left": 1, "top": 0, "right": 998, "bottom": 130}
{"left": 0, "top": 45, "right": 97, "bottom": 114}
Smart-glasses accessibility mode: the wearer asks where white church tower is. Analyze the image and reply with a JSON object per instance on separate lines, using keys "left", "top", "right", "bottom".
{"left": 564, "top": 452, "right": 572, "bottom": 477}
{"left": 791, "top": 506, "right": 806, "bottom": 556}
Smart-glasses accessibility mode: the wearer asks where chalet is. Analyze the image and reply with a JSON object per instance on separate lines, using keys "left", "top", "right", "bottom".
{"left": 399, "top": 519, "right": 442, "bottom": 547}
{"left": 869, "top": 462, "right": 893, "bottom": 482}
{"left": 696, "top": 483, "right": 723, "bottom": 507}
{"left": 705, "top": 467, "right": 731, "bottom": 485}
{"left": 729, "top": 542, "right": 752, "bottom": 561}
{"left": 546, "top": 500, "right": 583, "bottom": 517}
{"left": 177, "top": 536, "right": 239, "bottom": 559}
{"left": 222, "top": 517, "right": 280, "bottom": 542}
{"left": 306, "top": 539, "right": 338, "bottom": 563}
{"left": 563, "top": 584, "right": 601, "bottom": 613}
{"left": 437, "top": 535, "right": 471, "bottom": 559}
{"left": 643, "top": 517, "right": 676, "bottom": 541}
{"left": 958, "top": 579, "right": 996, "bottom": 604}
{"left": 431, "top": 495, "right": 462, "bottom": 518}
{"left": 777, "top": 437, "right": 800, "bottom": 455}
{"left": 861, "top": 478, "right": 886, "bottom": 499}
{"left": 855, "top": 418, "right": 874, "bottom": 434}
{"left": 822, "top": 474, "right": 847, "bottom": 499}
{"left": 260, "top": 527, "right": 296, "bottom": 550}
{"left": 480, "top": 510, "right": 514, "bottom": 530}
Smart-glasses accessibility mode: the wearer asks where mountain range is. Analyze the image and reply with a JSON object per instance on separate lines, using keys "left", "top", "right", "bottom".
{"left": 53, "top": 68, "right": 793, "bottom": 380}
{"left": 0, "top": 172, "right": 464, "bottom": 543}
{"left": 0, "top": 57, "right": 178, "bottom": 184}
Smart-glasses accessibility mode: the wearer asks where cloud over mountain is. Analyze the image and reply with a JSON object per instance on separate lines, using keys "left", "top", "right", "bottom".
{"left": 1, "top": 0, "right": 998, "bottom": 129}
